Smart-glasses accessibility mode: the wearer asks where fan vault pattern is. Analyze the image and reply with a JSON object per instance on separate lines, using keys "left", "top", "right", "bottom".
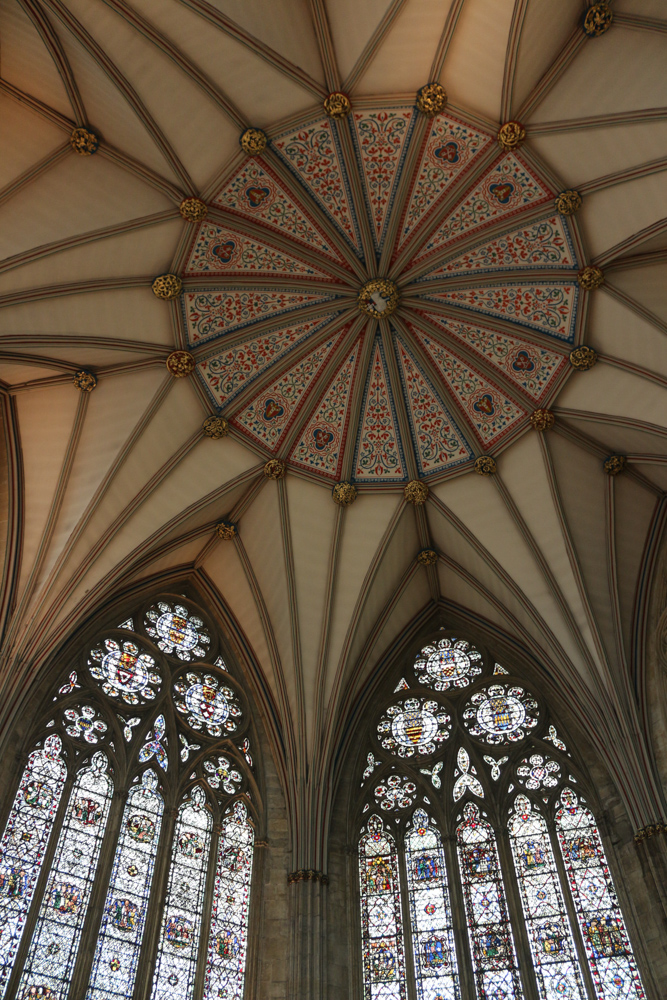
{"left": 183, "top": 107, "right": 584, "bottom": 484}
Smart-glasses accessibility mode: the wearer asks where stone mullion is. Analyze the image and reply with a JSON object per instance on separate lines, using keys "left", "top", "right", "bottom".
{"left": 396, "top": 829, "right": 418, "bottom": 1000}
{"left": 495, "top": 824, "right": 541, "bottom": 1000}
{"left": 191, "top": 819, "right": 220, "bottom": 1000}
{"left": 546, "top": 817, "right": 598, "bottom": 1000}
{"left": 67, "top": 785, "right": 127, "bottom": 998}
{"left": 133, "top": 806, "right": 178, "bottom": 1000}
{"left": 242, "top": 837, "right": 268, "bottom": 1000}
{"left": 441, "top": 831, "right": 477, "bottom": 1000}
{"left": 3, "top": 766, "right": 77, "bottom": 1000}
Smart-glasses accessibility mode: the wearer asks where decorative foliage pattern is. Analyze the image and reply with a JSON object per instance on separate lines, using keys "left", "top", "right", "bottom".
{"left": 203, "top": 801, "right": 255, "bottom": 1000}
{"left": 273, "top": 117, "right": 362, "bottom": 253}
{"left": 358, "top": 815, "right": 407, "bottom": 1000}
{"left": 410, "top": 328, "right": 527, "bottom": 446}
{"left": 0, "top": 737, "right": 66, "bottom": 999}
{"left": 86, "top": 771, "right": 164, "bottom": 1000}
{"left": 393, "top": 337, "right": 472, "bottom": 476}
{"left": 509, "top": 796, "right": 587, "bottom": 1000}
{"left": 185, "top": 222, "right": 332, "bottom": 279}
{"left": 414, "top": 636, "right": 483, "bottom": 690}
{"left": 232, "top": 333, "right": 342, "bottom": 450}
{"left": 213, "top": 158, "right": 344, "bottom": 263}
{"left": 197, "top": 314, "right": 337, "bottom": 408}
{"left": 351, "top": 109, "right": 415, "bottom": 251}
{"left": 423, "top": 214, "right": 578, "bottom": 277}
{"left": 377, "top": 698, "right": 451, "bottom": 757}
{"left": 463, "top": 684, "right": 539, "bottom": 745}
{"left": 144, "top": 601, "right": 210, "bottom": 661}
{"left": 417, "top": 153, "right": 553, "bottom": 261}
{"left": 290, "top": 340, "right": 362, "bottom": 478}
{"left": 457, "top": 802, "right": 523, "bottom": 1000}
{"left": 405, "top": 810, "right": 460, "bottom": 1000}
{"left": 183, "top": 288, "right": 337, "bottom": 346}
{"left": 556, "top": 789, "right": 646, "bottom": 999}
{"left": 149, "top": 787, "right": 212, "bottom": 1000}
{"left": 174, "top": 673, "right": 242, "bottom": 738}
{"left": 420, "top": 282, "right": 579, "bottom": 342}
{"left": 353, "top": 339, "right": 407, "bottom": 482}
{"left": 17, "top": 754, "right": 113, "bottom": 1000}
{"left": 88, "top": 637, "right": 160, "bottom": 706}
{"left": 397, "top": 114, "right": 493, "bottom": 252}
{"left": 418, "top": 314, "right": 568, "bottom": 401}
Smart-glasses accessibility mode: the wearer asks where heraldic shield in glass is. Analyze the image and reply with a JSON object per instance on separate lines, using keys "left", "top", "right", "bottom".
{"left": 0, "top": 594, "right": 256, "bottom": 1000}
{"left": 357, "top": 632, "right": 647, "bottom": 1000}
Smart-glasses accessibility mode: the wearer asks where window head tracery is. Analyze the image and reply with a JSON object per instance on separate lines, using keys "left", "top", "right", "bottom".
{"left": 355, "top": 627, "right": 647, "bottom": 1000}
{"left": 0, "top": 591, "right": 260, "bottom": 1000}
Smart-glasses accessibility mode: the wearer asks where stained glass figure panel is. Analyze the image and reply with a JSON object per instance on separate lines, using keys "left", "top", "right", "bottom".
{"left": 149, "top": 786, "right": 212, "bottom": 1000}
{"left": 405, "top": 809, "right": 460, "bottom": 1000}
{"left": 377, "top": 698, "right": 451, "bottom": 758}
{"left": 556, "top": 789, "right": 646, "bottom": 1000}
{"left": 0, "top": 737, "right": 67, "bottom": 1000}
{"left": 462, "top": 685, "right": 538, "bottom": 745}
{"left": 509, "top": 795, "right": 586, "bottom": 1000}
{"left": 203, "top": 801, "right": 254, "bottom": 1000}
{"left": 17, "top": 753, "right": 113, "bottom": 1000}
{"left": 174, "top": 673, "right": 242, "bottom": 738}
{"left": 86, "top": 770, "right": 164, "bottom": 1000}
{"left": 456, "top": 802, "right": 523, "bottom": 1000}
{"left": 414, "top": 637, "right": 482, "bottom": 690}
{"left": 359, "top": 815, "right": 406, "bottom": 1000}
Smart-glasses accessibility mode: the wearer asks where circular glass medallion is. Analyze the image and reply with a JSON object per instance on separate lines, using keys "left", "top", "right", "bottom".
{"left": 414, "top": 636, "right": 483, "bottom": 690}
{"left": 377, "top": 698, "right": 450, "bottom": 757}
{"left": 185, "top": 683, "right": 229, "bottom": 726}
{"left": 157, "top": 612, "right": 198, "bottom": 650}
{"left": 88, "top": 637, "right": 160, "bottom": 705}
{"left": 102, "top": 645, "right": 148, "bottom": 692}
{"left": 174, "top": 672, "right": 242, "bottom": 737}
{"left": 462, "top": 684, "right": 538, "bottom": 745}
{"left": 144, "top": 600, "right": 210, "bottom": 661}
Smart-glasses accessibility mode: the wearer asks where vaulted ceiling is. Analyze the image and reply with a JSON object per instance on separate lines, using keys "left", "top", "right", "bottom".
{"left": 1, "top": 0, "right": 666, "bottom": 862}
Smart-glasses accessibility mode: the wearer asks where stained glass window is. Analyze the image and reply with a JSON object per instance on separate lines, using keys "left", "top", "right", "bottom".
{"left": 405, "top": 809, "right": 460, "bottom": 1000}
{"left": 17, "top": 752, "right": 113, "bottom": 1000}
{"left": 203, "top": 801, "right": 255, "bottom": 1000}
{"left": 144, "top": 601, "right": 211, "bottom": 660}
{"left": 88, "top": 637, "right": 161, "bottom": 705}
{"left": 173, "top": 672, "right": 243, "bottom": 738}
{"left": 373, "top": 775, "right": 417, "bottom": 811}
{"left": 413, "top": 637, "right": 482, "bottom": 690}
{"left": 359, "top": 815, "right": 406, "bottom": 1000}
{"left": 556, "top": 789, "right": 645, "bottom": 1000}
{"left": 149, "top": 786, "right": 212, "bottom": 1000}
{"left": 86, "top": 770, "right": 164, "bottom": 1000}
{"left": 462, "top": 684, "right": 538, "bottom": 744}
{"left": 0, "top": 736, "right": 67, "bottom": 999}
{"left": 456, "top": 802, "right": 523, "bottom": 1000}
{"left": 452, "top": 748, "right": 484, "bottom": 801}
{"left": 516, "top": 754, "right": 561, "bottom": 791}
{"left": 509, "top": 795, "right": 586, "bottom": 1000}
{"left": 376, "top": 698, "right": 451, "bottom": 757}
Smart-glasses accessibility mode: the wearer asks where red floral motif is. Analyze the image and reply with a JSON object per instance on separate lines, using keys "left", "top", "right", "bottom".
{"left": 352, "top": 109, "right": 414, "bottom": 248}
{"left": 185, "top": 223, "right": 333, "bottom": 281}
{"left": 354, "top": 341, "right": 406, "bottom": 481}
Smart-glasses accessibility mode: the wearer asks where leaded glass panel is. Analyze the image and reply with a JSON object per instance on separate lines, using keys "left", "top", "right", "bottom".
{"left": 405, "top": 810, "right": 460, "bottom": 1000}
{"left": 173, "top": 673, "right": 242, "bottom": 738}
{"left": 17, "top": 753, "right": 113, "bottom": 1000}
{"left": 414, "top": 638, "right": 482, "bottom": 690}
{"left": 359, "top": 815, "right": 406, "bottom": 1000}
{"left": 508, "top": 795, "right": 586, "bottom": 1000}
{"left": 456, "top": 802, "right": 523, "bottom": 1000}
{"left": 149, "top": 786, "right": 212, "bottom": 1000}
{"left": 203, "top": 801, "right": 254, "bottom": 1000}
{"left": 144, "top": 601, "right": 211, "bottom": 661}
{"left": 462, "top": 685, "right": 538, "bottom": 745}
{"left": 85, "top": 770, "right": 164, "bottom": 1000}
{"left": 555, "top": 790, "right": 645, "bottom": 1000}
{"left": 0, "top": 736, "right": 66, "bottom": 999}
{"left": 376, "top": 699, "right": 451, "bottom": 758}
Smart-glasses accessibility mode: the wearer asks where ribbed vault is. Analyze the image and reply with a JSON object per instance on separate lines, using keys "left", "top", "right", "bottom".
{"left": 0, "top": 0, "right": 666, "bottom": 868}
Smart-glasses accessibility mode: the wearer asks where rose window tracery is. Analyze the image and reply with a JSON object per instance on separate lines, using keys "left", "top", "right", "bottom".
{"left": 88, "top": 638, "right": 161, "bottom": 706}
{"left": 173, "top": 673, "right": 242, "bottom": 737}
{"left": 377, "top": 697, "right": 451, "bottom": 757}
{"left": 462, "top": 684, "right": 539, "bottom": 744}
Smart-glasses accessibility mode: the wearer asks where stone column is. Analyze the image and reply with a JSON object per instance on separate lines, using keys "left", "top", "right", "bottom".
{"left": 287, "top": 869, "right": 328, "bottom": 1000}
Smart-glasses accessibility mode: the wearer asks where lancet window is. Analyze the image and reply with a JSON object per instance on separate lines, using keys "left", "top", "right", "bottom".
{"left": 0, "top": 594, "right": 259, "bottom": 1000}
{"left": 356, "top": 634, "right": 647, "bottom": 1000}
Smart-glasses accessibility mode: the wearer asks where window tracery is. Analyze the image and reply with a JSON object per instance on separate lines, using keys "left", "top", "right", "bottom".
{"left": 355, "top": 630, "right": 647, "bottom": 1000}
{"left": 0, "top": 592, "right": 259, "bottom": 1000}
